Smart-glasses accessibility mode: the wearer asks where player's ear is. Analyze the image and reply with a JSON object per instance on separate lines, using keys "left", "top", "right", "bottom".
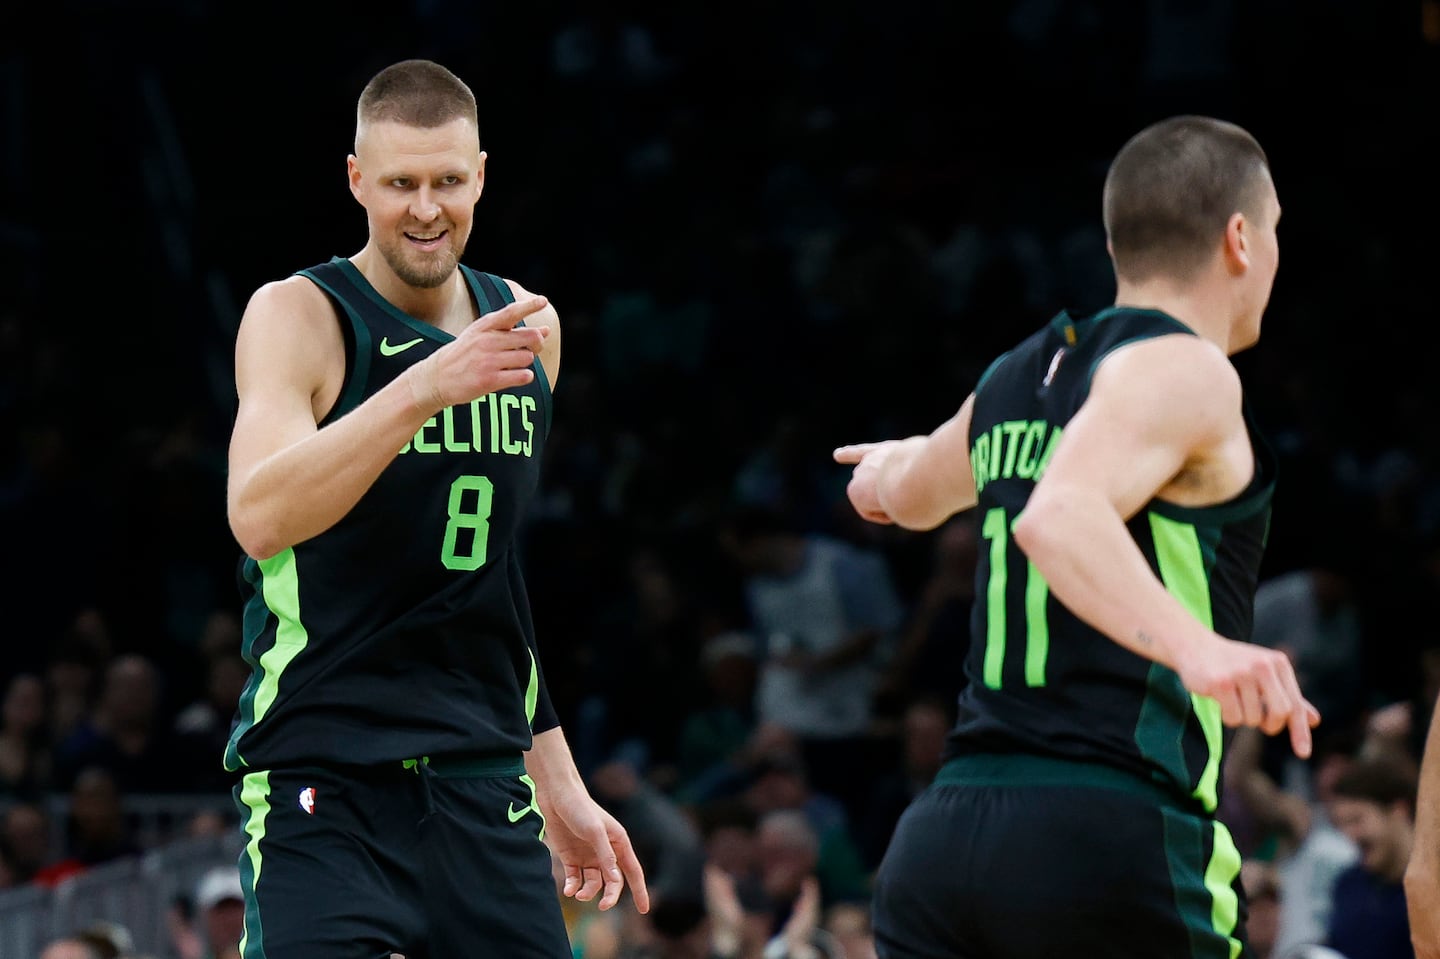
{"left": 1222, "top": 212, "right": 1250, "bottom": 275}
{"left": 474, "top": 151, "right": 487, "bottom": 203}
{"left": 347, "top": 155, "right": 364, "bottom": 205}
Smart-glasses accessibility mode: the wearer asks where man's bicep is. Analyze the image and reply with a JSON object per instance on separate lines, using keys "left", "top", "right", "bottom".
{"left": 227, "top": 285, "right": 332, "bottom": 482}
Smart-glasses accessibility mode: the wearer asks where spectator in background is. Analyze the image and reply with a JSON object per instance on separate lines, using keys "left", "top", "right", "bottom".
{"left": 872, "top": 515, "right": 975, "bottom": 718}
{"left": 741, "top": 740, "right": 869, "bottom": 908}
{"left": 1325, "top": 755, "right": 1419, "bottom": 959}
{"left": 170, "top": 864, "right": 246, "bottom": 959}
{"left": 588, "top": 540, "right": 710, "bottom": 782}
{"left": 38, "top": 937, "right": 103, "bottom": 959}
{"left": 1228, "top": 722, "right": 1363, "bottom": 959}
{"left": 720, "top": 504, "right": 903, "bottom": 808}
{"left": 53, "top": 653, "right": 178, "bottom": 793}
{"left": 1, "top": 800, "right": 80, "bottom": 888}
{"left": 822, "top": 901, "right": 877, "bottom": 959}
{"left": 1242, "top": 859, "right": 1283, "bottom": 959}
{"left": 1252, "top": 565, "right": 1366, "bottom": 744}
{"left": 674, "top": 631, "right": 759, "bottom": 802}
{"left": 73, "top": 922, "right": 134, "bottom": 959}
{"left": 751, "top": 811, "right": 847, "bottom": 957}
{"left": 0, "top": 671, "right": 51, "bottom": 799}
{"left": 62, "top": 766, "right": 141, "bottom": 870}
{"left": 44, "top": 612, "right": 110, "bottom": 748}
{"left": 170, "top": 647, "right": 248, "bottom": 793}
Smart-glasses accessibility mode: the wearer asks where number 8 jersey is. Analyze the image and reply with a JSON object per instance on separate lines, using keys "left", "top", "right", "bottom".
{"left": 946, "top": 306, "right": 1276, "bottom": 814}
{"left": 224, "top": 257, "right": 556, "bottom": 773}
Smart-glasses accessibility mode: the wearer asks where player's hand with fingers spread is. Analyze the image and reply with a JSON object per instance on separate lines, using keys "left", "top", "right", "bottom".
{"left": 406, "top": 294, "right": 551, "bottom": 414}
{"left": 539, "top": 785, "right": 650, "bottom": 914}
{"left": 1174, "top": 634, "right": 1321, "bottom": 758}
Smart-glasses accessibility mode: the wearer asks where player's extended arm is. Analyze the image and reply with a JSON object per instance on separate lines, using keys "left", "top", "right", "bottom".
{"left": 1405, "top": 701, "right": 1440, "bottom": 959}
{"left": 227, "top": 278, "right": 549, "bottom": 559}
{"left": 1011, "top": 335, "right": 1318, "bottom": 757}
{"left": 832, "top": 394, "right": 978, "bottom": 530}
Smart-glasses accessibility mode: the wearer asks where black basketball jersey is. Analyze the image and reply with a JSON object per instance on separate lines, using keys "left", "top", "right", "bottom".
{"left": 224, "top": 257, "right": 557, "bottom": 772}
{"left": 946, "top": 306, "right": 1276, "bottom": 813}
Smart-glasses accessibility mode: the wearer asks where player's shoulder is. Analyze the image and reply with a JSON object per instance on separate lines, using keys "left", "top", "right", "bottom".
{"left": 237, "top": 272, "right": 340, "bottom": 345}
{"left": 1093, "top": 332, "right": 1242, "bottom": 429}
{"left": 244, "top": 272, "right": 332, "bottom": 314}
{"left": 1099, "top": 330, "right": 1235, "bottom": 386}
{"left": 497, "top": 275, "right": 561, "bottom": 328}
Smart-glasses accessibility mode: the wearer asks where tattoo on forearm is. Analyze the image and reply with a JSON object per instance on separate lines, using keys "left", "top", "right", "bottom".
{"left": 1137, "top": 631, "right": 1155, "bottom": 648}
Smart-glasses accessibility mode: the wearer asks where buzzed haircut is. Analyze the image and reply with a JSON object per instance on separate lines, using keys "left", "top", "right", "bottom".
{"left": 1102, "top": 115, "right": 1271, "bottom": 284}
{"left": 355, "top": 58, "right": 478, "bottom": 144}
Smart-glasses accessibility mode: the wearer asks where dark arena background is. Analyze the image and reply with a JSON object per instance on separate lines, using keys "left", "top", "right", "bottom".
{"left": 2, "top": 3, "right": 1438, "bottom": 957}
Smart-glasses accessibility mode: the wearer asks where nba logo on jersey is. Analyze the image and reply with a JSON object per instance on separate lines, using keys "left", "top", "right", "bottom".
{"left": 1042, "top": 348, "right": 1066, "bottom": 386}
{"left": 298, "top": 787, "right": 316, "bottom": 815}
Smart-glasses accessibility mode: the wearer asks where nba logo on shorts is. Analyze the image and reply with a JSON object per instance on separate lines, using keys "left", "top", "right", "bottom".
{"left": 298, "top": 787, "right": 316, "bottom": 815}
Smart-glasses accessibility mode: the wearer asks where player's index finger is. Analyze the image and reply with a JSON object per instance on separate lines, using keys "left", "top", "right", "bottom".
{"left": 478, "top": 295, "right": 549, "bottom": 329}
{"left": 1289, "top": 708, "right": 1313, "bottom": 759}
{"left": 833, "top": 444, "right": 874, "bottom": 463}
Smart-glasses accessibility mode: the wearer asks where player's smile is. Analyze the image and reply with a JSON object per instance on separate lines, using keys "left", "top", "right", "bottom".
{"left": 405, "top": 229, "right": 448, "bottom": 251}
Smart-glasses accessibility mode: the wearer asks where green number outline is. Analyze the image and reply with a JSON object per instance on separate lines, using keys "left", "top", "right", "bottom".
{"left": 980, "top": 506, "right": 1051, "bottom": 689}
{"left": 441, "top": 475, "right": 494, "bottom": 570}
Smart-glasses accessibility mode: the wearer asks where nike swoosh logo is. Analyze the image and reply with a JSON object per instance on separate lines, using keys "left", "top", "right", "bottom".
{"left": 507, "top": 802, "right": 533, "bottom": 823}
{"left": 379, "top": 336, "right": 423, "bottom": 356}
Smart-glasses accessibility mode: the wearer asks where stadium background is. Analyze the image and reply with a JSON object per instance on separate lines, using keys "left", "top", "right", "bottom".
{"left": 1, "top": 1, "right": 1438, "bottom": 956}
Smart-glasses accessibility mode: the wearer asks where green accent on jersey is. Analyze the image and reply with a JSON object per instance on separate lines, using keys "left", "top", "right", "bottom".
{"left": 238, "top": 772, "right": 272, "bottom": 959}
{"left": 225, "top": 550, "right": 312, "bottom": 771}
{"left": 1149, "top": 513, "right": 1224, "bottom": 812}
{"left": 1023, "top": 561, "right": 1050, "bottom": 687}
{"left": 1161, "top": 807, "right": 1242, "bottom": 959}
{"left": 525, "top": 650, "right": 540, "bottom": 724}
{"left": 1205, "top": 821, "right": 1244, "bottom": 959}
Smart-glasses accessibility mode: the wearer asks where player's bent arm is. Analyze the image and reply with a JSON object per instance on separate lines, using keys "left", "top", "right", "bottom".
{"left": 227, "top": 279, "right": 440, "bottom": 560}
{"left": 875, "top": 394, "right": 980, "bottom": 530}
{"left": 504, "top": 277, "right": 561, "bottom": 389}
{"left": 1011, "top": 336, "right": 1241, "bottom": 671}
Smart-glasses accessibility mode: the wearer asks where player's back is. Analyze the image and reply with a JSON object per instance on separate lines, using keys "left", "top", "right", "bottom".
{"left": 947, "top": 306, "right": 1276, "bottom": 813}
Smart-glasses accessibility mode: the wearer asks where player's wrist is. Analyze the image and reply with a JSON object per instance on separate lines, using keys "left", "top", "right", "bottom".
{"left": 403, "top": 359, "right": 446, "bottom": 415}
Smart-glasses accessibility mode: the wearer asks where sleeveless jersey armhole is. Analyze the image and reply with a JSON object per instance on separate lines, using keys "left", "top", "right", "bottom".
{"left": 296, "top": 265, "right": 371, "bottom": 425}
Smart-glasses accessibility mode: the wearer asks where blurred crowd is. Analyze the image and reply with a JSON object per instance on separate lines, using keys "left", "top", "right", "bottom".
{"left": 3, "top": 2, "right": 1439, "bottom": 958}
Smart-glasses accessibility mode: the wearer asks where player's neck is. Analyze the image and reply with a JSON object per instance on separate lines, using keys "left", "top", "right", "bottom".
{"left": 1112, "top": 279, "right": 1232, "bottom": 353}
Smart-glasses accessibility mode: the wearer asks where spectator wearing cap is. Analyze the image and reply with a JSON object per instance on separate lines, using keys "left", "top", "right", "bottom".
{"left": 173, "top": 864, "right": 245, "bottom": 959}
